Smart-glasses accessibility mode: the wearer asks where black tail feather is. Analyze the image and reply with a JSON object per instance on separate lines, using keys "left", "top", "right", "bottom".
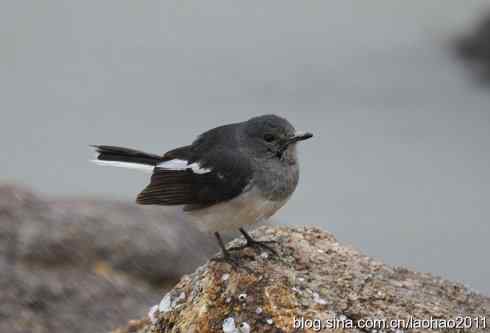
{"left": 91, "top": 145, "right": 161, "bottom": 166}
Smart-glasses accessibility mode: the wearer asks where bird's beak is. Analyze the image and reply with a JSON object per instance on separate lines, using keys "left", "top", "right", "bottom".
{"left": 287, "top": 131, "right": 314, "bottom": 145}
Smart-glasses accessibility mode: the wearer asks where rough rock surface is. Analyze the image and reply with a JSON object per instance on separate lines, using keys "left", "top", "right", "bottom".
{"left": 115, "top": 227, "right": 490, "bottom": 333}
{"left": 0, "top": 185, "right": 218, "bottom": 333}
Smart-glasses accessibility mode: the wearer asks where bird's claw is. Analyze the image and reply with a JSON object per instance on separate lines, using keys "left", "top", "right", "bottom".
{"left": 210, "top": 252, "right": 253, "bottom": 272}
{"left": 228, "top": 239, "right": 278, "bottom": 256}
{"left": 228, "top": 228, "right": 278, "bottom": 256}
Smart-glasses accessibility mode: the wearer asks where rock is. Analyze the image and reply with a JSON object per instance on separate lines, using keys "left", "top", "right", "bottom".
{"left": 115, "top": 226, "right": 490, "bottom": 333}
{"left": 2, "top": 185, "right": 488, "bottom": 332}
{"left": 0, "top": 184, "right": 218, "bottom": 333}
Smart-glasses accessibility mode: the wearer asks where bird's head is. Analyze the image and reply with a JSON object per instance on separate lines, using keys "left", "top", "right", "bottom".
{"left": 242, "top": 114, "right": 313, "bottom": 160}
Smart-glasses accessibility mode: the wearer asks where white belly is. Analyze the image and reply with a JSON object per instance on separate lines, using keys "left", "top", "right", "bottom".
{"left": 185, "top": 187, "right": 288, "bottom": 232}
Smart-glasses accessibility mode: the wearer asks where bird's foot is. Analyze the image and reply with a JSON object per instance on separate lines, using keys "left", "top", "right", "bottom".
{"left": 212, "top": 232, "right": 252, "bottom": 271}
{"left": 228, "top": 228, "right": 278, "bottom": 256}
{"left": 210, "top": 251, "right": 241, "bottom": 269}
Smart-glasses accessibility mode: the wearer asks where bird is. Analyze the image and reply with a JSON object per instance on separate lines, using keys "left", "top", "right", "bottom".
{"left": 91, "top": 114, "right": 312, "bottom": 262}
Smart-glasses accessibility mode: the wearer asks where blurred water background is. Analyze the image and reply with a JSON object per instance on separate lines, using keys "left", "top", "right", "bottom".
{"left": 1, "top": 1, "right": 489, "bottom": 294}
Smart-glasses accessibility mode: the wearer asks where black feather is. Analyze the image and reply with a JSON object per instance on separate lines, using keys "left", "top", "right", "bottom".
{"left": 136, "top": 145, "right": 253, "bottom": 209}
{"left": 92, "top": 145, "right": 161, "bottom": 166}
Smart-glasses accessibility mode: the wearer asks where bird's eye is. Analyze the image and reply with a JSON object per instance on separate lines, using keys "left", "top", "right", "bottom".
{"left": 263, "top": 133, "right": 275, "bottom": 142}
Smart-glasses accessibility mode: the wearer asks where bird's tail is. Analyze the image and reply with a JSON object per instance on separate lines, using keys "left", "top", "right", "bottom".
{"left": 91, "top": 145, "right": 161, "bottom": 172}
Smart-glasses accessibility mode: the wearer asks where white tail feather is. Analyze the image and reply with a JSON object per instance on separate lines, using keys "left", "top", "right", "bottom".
{"left": 91, "top": 160, "right": 154, "bottom": 173}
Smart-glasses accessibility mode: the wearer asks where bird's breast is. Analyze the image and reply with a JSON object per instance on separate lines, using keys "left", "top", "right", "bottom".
{"left": 185, "top": 186, "right": 288, "bottom": 232}
{"left": 255, "top": 156, "right": 300, "bottom": 202}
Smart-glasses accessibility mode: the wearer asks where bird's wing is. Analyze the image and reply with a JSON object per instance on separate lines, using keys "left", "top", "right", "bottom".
{"left": 136, "top": 146, "right": 253, "bottom": 209}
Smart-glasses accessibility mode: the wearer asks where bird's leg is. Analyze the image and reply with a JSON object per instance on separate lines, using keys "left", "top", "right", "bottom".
{"left": 228, "top": 227, "right": 278, "bottom": 255}
{"left": 211, "top": 231, "right": 241, "bottom": 267}
{"left": 214, "top": 231, "right": 231, "bottom": 257}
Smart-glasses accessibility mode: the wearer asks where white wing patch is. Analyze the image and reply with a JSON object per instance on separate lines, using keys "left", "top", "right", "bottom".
{"left": 91, "top": 160, "right": 154, "bottom": 172}
{"left": 157, "top": 159, "right": 211, "bottom": 174}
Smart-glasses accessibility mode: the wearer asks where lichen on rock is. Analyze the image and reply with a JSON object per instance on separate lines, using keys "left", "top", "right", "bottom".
{"left": 114, "top": 226, "right": 490, "bottom": 333}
